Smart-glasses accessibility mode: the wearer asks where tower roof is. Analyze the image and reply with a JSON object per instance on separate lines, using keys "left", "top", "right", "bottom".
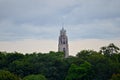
{"left": 60, "top": 27, "right": 66, "bottom": 35}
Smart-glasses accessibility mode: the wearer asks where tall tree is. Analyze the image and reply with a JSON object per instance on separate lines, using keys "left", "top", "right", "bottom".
{"left": 100, "top": 43, "right": 120, "bottom": 56}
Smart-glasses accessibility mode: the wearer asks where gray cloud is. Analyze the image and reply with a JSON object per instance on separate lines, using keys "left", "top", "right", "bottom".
{"left": 0, "top": 0, "right": 120, "bottom": 41}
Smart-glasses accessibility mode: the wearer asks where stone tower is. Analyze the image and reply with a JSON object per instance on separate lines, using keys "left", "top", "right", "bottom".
{"left": 58, "top": 28, "right": 69, "bottom": 58}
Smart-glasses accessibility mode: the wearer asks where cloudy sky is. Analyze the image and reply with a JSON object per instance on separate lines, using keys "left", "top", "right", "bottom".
{"left": 0, "top": 0, "right": 120, "bottom": 55}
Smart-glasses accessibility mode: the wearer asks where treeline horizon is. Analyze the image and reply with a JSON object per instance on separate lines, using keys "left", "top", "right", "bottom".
{"left": 0, "top": 43, "right": 120, "bottom": 80}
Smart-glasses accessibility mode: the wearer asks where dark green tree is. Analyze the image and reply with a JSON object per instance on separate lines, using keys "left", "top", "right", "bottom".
{"left": 23, "top": 74, "right": 47, "bottom": 80}
{"left": 100, "top": 43, "right": 120, "bottom": 56}
{"left": 0, "top": 70, "right": 20, "bottom": 80}
{"left": 65, "top": 61, "right": 94, "bottom": 80}
{"left": 76, "top": 50, "right": 98, "bottom": 59}
{"left": 110, "top": 74, "right": 120, "bottom": 80}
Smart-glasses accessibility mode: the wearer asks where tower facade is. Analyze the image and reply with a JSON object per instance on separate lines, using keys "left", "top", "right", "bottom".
{"left": 58, "top": 28, "right": 69, "bottom": 58}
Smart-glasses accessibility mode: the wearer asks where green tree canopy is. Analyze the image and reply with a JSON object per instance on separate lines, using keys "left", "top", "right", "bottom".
{"left": 0, "top": 70, "right": 19, "bottom": 80}
{"left": 100, "top": 43, "right": 120, "bottom": 56}
{"left": 110, "top": 74, "right": 120, "bottom": 80}
{"left": 65, "top": 61, "right": 94, "bottom": 80}
{"left": 23, "top": 74, "right": 47, "bottom": 80}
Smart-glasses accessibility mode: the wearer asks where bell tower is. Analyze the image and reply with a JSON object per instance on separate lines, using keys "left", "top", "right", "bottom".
{"left": 58, "top": 28, "right": 69, "bottom": 58}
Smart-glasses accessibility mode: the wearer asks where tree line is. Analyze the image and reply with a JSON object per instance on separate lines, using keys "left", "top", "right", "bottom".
{"left": 0, "top": 43, "right": 120, "bottom": 80}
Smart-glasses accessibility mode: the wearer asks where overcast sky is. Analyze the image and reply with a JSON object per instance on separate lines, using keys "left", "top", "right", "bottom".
{"left": 0, "top": 0, "right": 120, "bottom": 55}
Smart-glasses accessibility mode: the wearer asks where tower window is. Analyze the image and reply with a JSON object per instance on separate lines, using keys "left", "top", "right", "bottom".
{"left": 63, "top": 48, "right": 66, "bottom": 53}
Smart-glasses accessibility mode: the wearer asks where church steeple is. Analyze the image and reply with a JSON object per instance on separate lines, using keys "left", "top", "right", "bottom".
{"left": 58, "top": 28, "right": 69, "bottom": 58}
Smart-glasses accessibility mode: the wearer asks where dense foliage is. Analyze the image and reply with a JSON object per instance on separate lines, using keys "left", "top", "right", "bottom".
{"left": 0, "top": 70, "right": 19, "bottom": 80}
{"left": 0, "top": 43, "right": 120, "bottom": 80}
{"left": 23, "top": 74, "right": 47, "bottom": 80}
